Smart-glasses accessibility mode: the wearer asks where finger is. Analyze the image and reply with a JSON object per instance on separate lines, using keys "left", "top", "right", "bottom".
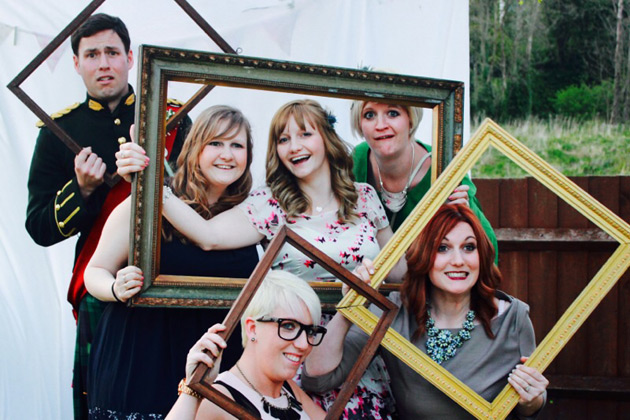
{"left": 353, "top": 266, "right": 371, "bottom": 283}
{"left": 453, "top": 185, "right": 470, "bottom": 193}
{"left": 123, "top": 285, "right": 142, "bottom": 298}
{"left": 448, "top": 190, "right": 468, "bottom": 200}
{"left": 448, "top": 198, "right": 469, "bottom": 206}
{"left": 88, "top": 157, "right": 104, "bottom": 175}
{"left": 362, "top": 259, "right": 376, "bottom": 275}
{"left": 208, "top": 324, "right": 227, "bottom": 334}
{"left": 341, "top": 283, "right": 350, "bottom": 296}
{"left": 129, "top": 124, "right": 138, "bottom": 144}
{"left": 125, "top": 266, "right": 144, "bottom": 276}
{"left": 121, "top": 142, "right": 146, "bottom": 154}
{"left": 509, "top": 368, "right": 537, "bottom": 395}
{"left": 514, "top": 365, "right": 548, "bottom": 388}
{"left": 189, "top": 352, "right": 216, "bottom": 369}
{"left": 507, "top": 376, "right": 531, "bottom": 400}
{"left": 118, "top": 145, "right": 147, "bottom": 161}
{"left": 198, "top": 336, "right": 225, "bottom": 356}
{"left": 118, "top": 152, "right": 149, "bottom": 167}
{"left": 82, "top": 153, "right": 98, "bottom": 171}
{"left": 75, "top": 147, "right": 92, "bottom": 162}
{"left": 93, "top": 159, "right": 107, "bottom": 180}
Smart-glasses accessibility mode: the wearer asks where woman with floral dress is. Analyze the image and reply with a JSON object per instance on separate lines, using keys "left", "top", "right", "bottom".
{"left": 154, "top": 99, "right": 405, "bottom": 419}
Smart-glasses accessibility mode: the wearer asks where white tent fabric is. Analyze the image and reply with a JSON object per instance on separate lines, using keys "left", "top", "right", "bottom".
{"left": 0, "top": 1, "right": 469, "bottom": 418}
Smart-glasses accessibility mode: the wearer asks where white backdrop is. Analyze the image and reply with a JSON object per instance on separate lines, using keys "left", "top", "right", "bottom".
{"left": 0, "top": 1, "right": 469, "bottom": 418}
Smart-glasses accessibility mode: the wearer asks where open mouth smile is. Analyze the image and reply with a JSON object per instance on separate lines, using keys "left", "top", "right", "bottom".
{"left": 283, "top": 353, "right": 302, "bottom": 364}
{"left": 445, "top": 271, "right": 469, "bottom": 280}
{"left": 290, "top": 155, "right": 310, "bottom": 165}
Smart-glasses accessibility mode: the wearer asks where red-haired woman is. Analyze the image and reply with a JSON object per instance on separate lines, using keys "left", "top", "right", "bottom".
{"left": 303, "top": 204, "right": 548, "bottom": 419}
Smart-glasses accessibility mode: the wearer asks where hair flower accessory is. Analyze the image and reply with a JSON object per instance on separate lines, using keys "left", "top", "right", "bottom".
{"left": 326, "top": 112, "right": 337, "bottom": 127}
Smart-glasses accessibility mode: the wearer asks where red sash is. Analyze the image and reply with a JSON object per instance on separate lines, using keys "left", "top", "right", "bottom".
{"left": 68, "top": 109, "right": 182, "bottom": 320}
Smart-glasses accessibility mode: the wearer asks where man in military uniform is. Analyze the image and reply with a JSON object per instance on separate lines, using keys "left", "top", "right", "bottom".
{"left": 25, "top": 14, "right": 189, "bottom": 420}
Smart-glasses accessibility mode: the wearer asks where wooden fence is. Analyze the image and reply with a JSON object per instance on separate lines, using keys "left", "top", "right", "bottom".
{"left": 475, "top": 176, "right": 630, "bottom": 419}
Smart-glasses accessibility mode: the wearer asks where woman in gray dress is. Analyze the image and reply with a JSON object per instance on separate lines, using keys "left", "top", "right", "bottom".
{"left": 303, "top": 204, "right": 549, "bottom": 419}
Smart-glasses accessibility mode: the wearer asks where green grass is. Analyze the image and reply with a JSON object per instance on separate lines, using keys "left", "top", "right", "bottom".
{"left": 470, "top": 116, "right": 630, "bottom": 178}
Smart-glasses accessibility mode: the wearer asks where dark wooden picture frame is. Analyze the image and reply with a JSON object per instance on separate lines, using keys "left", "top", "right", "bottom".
{"left": 130, "top": 44, "right": 464, "bottom": 307}
{"left": 6, "top": 0, "right": 233, "bottom": 186}
{"left": 187, "top": 226, "right": 399, "bottom": 420}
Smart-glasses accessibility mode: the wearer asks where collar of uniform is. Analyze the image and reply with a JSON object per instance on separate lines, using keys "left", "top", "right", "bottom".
{"left": 85, "top": 85, "right": 135, "bottom": 113}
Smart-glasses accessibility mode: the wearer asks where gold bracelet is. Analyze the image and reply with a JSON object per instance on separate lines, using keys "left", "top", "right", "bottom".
{"left": 178, "top": 378, "right": 202, "bottom": 399}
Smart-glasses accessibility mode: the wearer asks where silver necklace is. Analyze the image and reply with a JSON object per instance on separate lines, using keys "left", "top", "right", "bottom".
{"left": 313, "top": 193, "right": 335, "bottom": 213}
{"left": 235, "top": 363, "right": 302, "bottom": 415}
{"left": 375, "top": 142, "right": 422, "bottom": 213}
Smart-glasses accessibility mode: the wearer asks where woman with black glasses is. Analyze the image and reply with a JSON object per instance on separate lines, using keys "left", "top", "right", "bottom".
{"left": 167, "top": 270, "right": 327, "bottom": 420}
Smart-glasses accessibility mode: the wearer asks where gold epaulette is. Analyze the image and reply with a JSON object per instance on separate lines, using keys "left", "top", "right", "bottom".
{"left": 167, "top": 98, "right": 184, "bottom": 107}
{"left": 35, "top": 102, "right": 80, "bottom": 128}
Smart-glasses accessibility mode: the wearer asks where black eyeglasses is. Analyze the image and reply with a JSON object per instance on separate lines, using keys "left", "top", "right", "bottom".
{"left": 256, "top": 317, "right": 327, "bottom": 346}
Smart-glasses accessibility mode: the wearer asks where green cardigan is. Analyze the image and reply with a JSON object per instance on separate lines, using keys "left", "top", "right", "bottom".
{"left": 352, "top": 141, "right": 499, "bottom": 262}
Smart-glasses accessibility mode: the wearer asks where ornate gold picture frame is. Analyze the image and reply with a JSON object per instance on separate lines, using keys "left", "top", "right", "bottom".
{"left": 187, "top": 226, "right": 398, "bottom": 420}
{"left": 337, "top": 119, "right": 630, "bottom": 419}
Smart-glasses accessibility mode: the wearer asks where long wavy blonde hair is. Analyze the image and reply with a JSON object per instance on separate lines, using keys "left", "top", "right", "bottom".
{"left": 266, "top": 99, "right": 357, "bottom": 222}
{"left": 163, "top": 105, "right": 253, "bottom": 241}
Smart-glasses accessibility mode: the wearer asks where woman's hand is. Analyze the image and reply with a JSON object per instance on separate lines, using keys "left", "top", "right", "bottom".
{"left": 112, "top": 266, "right": 144, "bottom": 302}
{"left": 343, "top": 259, "right": 375, "bottom": 296}
{"left": 508, "top": 357, "right": 548, "bottom": 416}
{"left": 447, "top": 184, "right": 469, "bottom": 207}
{"left": 185, "top": 324, "right": 227, "bottom": 384}
{"left": 116, "top": 125, "right": 149, "bottom": 182}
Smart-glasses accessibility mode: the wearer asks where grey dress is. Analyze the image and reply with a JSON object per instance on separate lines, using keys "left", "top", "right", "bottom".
{"left": 302, "top": 291, "right": 545, "bottom": 419}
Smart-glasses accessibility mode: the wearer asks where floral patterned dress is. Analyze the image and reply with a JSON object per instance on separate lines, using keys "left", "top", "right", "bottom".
{"left": 237, "top": 183, "right": 396, "bottom": 419}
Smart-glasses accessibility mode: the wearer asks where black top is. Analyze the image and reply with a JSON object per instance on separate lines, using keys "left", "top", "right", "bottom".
{"left": 87, "top": 238, "right": 259, "bottom": 419}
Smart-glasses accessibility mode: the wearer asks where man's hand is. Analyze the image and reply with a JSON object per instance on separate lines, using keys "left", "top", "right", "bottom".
{"left": 75, "top": 147, "right": 106, "bottom": 199}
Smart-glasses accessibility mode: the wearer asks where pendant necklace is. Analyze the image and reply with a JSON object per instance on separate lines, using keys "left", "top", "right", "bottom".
{"left": 425, "top": 308, "right": 476, "bottom": 364}
{"left": 313, "top": 193, "right": 335, "bottom": 213}
{"left": 375, "top": 143, "right": 431, "bottom": 213}
{"left": 235, "top": 363, "right": 303, "bottom": 418}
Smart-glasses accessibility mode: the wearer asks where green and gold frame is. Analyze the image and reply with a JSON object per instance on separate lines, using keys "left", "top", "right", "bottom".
{"left": 338, "top": 119, "right": 630, "bottom": 419}
{"left": 130, "top": 44, "right": 464, "bottom": 307}
{"left": 187, "top": 226, "right": 398, "bottom": 420}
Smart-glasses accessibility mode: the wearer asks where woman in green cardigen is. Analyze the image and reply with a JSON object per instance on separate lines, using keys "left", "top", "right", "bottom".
{"left": 349, "top": 100, "right": 498, "bottom": 261}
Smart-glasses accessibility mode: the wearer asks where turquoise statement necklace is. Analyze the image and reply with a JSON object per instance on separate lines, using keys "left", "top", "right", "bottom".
{"left": 425, "top": 309, "right": 476, "bottom": 364}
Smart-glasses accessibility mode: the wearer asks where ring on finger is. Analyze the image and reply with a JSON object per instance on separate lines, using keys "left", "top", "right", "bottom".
{"left": 525, "top": 385, "right": 531, "bottom": 392}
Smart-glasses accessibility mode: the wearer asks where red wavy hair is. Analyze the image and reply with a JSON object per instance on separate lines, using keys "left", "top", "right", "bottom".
{"left": 401, "top": 204, "right": 501, "bottom": 340}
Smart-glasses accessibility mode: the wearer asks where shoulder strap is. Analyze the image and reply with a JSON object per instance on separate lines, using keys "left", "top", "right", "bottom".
{"left": 214, "top": 379, "right": 261, "bottom": 417}
{"left": 410, "top": 150, "right": 431, "bottom": 181}
{"left": 282, "top": 381, "right": 297, "bottom": 399}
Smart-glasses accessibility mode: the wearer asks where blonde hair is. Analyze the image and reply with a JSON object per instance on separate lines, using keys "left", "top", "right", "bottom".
{"left": 266, "top": 99, "right": 357, "bottom": 222}
{"left": 241, "top": 270, "right": 322, "bottom": 348}
{"left": 349, "top": 100, "right": 423, "bottom": 140}
{"left": 163, "top": 105, "right": 253, "bottom": 241}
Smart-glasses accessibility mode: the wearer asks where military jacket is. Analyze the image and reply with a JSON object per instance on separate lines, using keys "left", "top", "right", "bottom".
{"left": 25, "top": 87, "right": 189, "bottom": 262}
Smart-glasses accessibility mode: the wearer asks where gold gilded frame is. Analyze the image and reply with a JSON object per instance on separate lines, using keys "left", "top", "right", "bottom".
{"left": 337, "top": 118, "right": 630, "bottom": 419}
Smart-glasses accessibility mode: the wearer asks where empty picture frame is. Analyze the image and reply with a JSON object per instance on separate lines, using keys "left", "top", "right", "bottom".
{"left": 6, "top": 0, "right": 235, "bottom": 186}
{"left": 337, "top": 119, "right": 630, "bottom": 419}
{"left": 187, "top": 226, "right": 399, "bottom": 420}
{"left": 130, "top": 44, "right": 464, "bottom": 307}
